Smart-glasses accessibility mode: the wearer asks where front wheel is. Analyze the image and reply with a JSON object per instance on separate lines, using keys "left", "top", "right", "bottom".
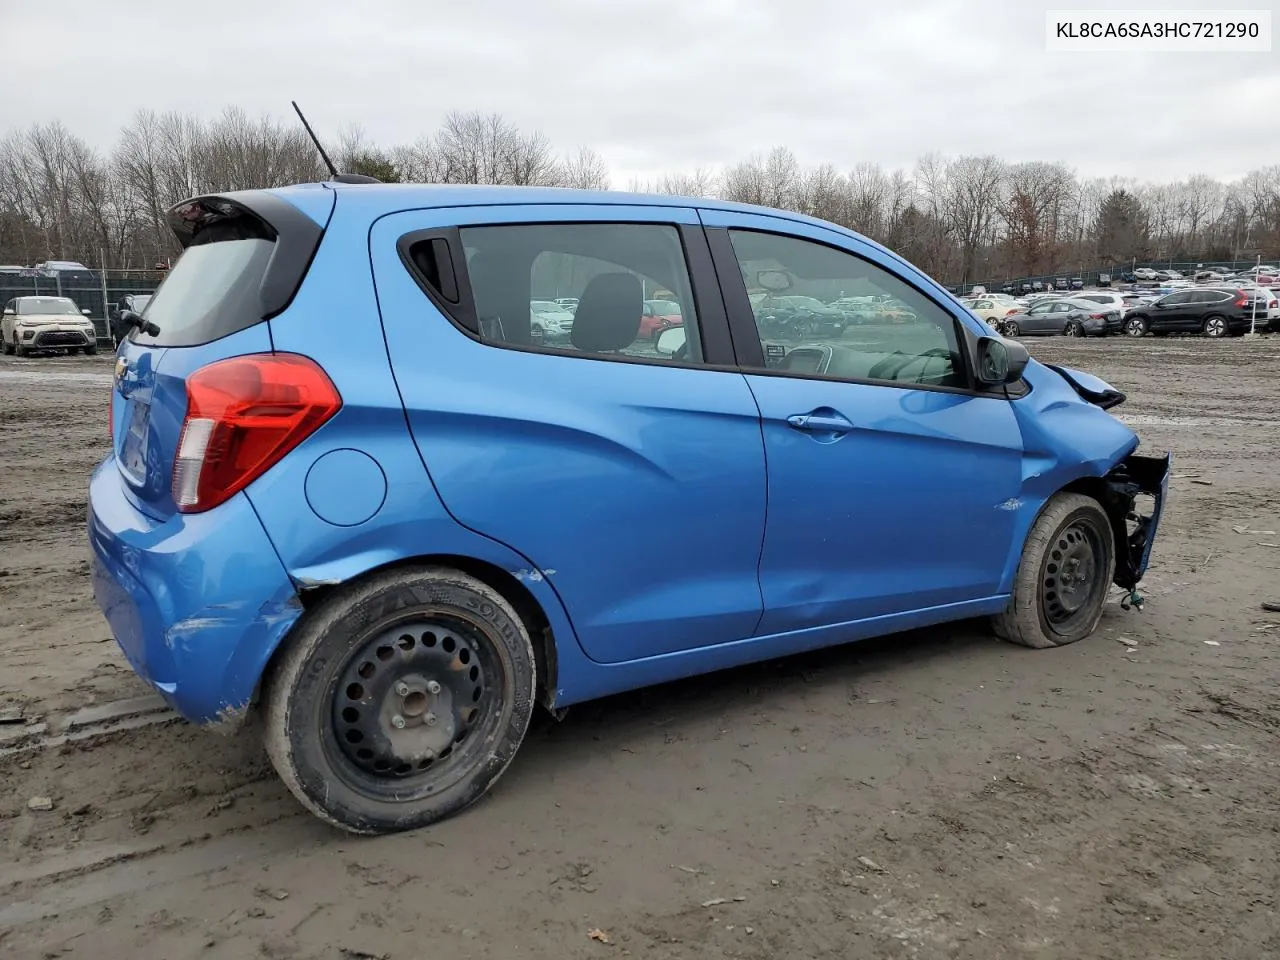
{"left": 84, "top": 344, "right": 98, "bottom": 355}
{"left": 263, "top": 565, "right": 537, "bottom": 834}
{"left": 992, "top": 493, "right": 1115, "bottom": 649}
{"left": 2, "top": 336, "right": 13, "bottom": 356}
{"left": 1001, "top": 320, "right": 1020, "bottom": 337}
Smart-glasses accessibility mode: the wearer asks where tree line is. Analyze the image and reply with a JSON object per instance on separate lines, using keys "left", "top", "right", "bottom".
{"left": 1, "top": 106, "right": 1277, "bottom": 285}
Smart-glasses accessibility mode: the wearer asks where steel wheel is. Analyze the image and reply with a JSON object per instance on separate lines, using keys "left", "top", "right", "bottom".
{"left": 1039, "top": 516, "right": 1108, "bottom": 639}
{"left": 1124, "top": 317, "right": 1147, "bottom": 337}
{"left": 1202, "top": 315, "right": 1227, "bottom": 338}
{"left": 329, "top": 617, "right": 496, "bottom": 792}
{"left": 263, "top": 566, "right": 537, "bottom": 834}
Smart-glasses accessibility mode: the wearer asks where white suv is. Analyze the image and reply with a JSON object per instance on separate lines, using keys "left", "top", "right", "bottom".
{"left": 2, "top": 295, "right": 98, "bottom": 356}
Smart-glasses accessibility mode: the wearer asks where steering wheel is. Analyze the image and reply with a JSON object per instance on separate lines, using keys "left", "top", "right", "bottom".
{"left": 868, "top": 347, "right": 951, "bottom": 382}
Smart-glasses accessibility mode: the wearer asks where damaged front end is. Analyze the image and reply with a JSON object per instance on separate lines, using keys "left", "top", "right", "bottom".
{"left": 1099, "top": 451, "right": 1171, "bottom": 595}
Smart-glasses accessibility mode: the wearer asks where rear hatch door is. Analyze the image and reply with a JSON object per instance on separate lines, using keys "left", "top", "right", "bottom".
{"left": 111, "top": 189, "right": 330, "bottom": 521}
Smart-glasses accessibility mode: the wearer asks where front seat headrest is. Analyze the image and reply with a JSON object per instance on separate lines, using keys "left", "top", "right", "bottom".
{"left": 570, "top": 272, "right": 642, "bottom": 353}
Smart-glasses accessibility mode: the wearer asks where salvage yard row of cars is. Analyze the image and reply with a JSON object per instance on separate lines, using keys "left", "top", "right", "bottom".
{"left": 960, "top": 280, "right": 1280, "bottom": 339}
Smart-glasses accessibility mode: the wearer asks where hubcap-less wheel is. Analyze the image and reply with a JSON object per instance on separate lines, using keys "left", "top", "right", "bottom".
{"left": 330, "top": 616, "right": 496, "bottom": 795}
{"left": 1203, "top": 316, "right": 1226, "bottom": 338}
{"left": 1002, "top": 321, "right": 1019, "bottom": 337}
{"left": 1040, "top": 518, "right": 1107, "bottom": 637}
{"left": 1064, "top": 321, "right": 1082, "bottom": 337}
{"left": 262, "top": 565, "right": 537, "bottom": 834}
{"left": 1125, "top": 318, "right": 1146, "bottom": 337}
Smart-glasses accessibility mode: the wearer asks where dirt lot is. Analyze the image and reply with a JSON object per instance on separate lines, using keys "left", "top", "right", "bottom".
{"left": 2, "top": 336, "right": 1279, "bottom": 960}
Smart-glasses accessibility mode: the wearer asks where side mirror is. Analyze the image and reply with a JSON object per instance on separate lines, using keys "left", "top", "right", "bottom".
{"left": 82, "top": 308, "right": 92, "bottom": 316}
{"left": 975, "top": 335, "right": 1029, "bottom": 386}
{"left": 2, "top": 308, "right": 14, "bottom": 316}
{"left": 654, "top": 326, "right": 687, "bottom": 358}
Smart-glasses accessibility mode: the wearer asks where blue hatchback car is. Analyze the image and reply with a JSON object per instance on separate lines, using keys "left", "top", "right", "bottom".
{"left": 89, "top": 180, "right": 1169, "bottom": 834}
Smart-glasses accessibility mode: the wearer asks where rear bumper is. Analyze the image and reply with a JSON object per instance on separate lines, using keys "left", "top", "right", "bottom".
{"left": 87, "top": 456, "right": 303, "bottom": 729}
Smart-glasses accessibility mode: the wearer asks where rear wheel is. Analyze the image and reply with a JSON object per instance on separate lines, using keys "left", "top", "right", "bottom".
{"left": 263, "top": 565, "right": 537, "bottom": 834}
{"left": 1202, "top": 314, "right": 1228, "bottom": 338}
{"left": 1063, "top": 320, "right": 1083, "bottom": 337}
{"left": 992, "top": 493, "right": 1115, "bottom": 649}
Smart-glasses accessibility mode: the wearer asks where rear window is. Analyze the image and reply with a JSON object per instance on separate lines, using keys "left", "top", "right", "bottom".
{"left": 130, "top": 228, "right": 275, "bottom": 347}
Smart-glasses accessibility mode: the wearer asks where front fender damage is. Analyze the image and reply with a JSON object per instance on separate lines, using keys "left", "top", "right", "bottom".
{"left": 1099, "top": 450, "right": 1171, "bottom": 592}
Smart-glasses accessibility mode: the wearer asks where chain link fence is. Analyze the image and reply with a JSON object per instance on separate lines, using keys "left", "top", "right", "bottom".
{"left": 0, "top": 269, "right": 165, "bottom": 341}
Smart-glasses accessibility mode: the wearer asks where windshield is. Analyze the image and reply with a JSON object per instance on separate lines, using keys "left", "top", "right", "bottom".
{"left": 16, "top": 297, "right": 80, "bottom": 316}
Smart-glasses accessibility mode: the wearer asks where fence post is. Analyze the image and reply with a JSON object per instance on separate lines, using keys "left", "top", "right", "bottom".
{"left": 99, "top": 250, "right": 110, "bottom": 342}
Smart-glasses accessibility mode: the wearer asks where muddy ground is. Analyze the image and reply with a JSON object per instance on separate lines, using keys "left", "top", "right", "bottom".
{"left": 1, "top": 336, "right": 1278, "bottom": 960}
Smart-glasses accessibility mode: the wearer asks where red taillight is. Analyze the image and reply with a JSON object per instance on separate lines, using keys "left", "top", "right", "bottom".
{"left": 172, "top": 353, "right": 341, "bottom": 514}
{"left": 1089, "top": 313, "right": 1105, "bottom": 320}
{"left": 1005, "top": 308, "right": 1018, "bottom": 316}
{"left": 1233, "top": 293, "right": 1249, "bottom": 308}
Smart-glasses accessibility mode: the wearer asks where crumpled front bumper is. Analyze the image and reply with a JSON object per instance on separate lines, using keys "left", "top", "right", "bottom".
{"left": 1102, "top": 450, "right": 1171, "bottom": 590}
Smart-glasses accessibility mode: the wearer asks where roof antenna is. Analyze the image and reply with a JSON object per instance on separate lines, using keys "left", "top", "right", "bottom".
{"left": 291, "top": 100, "right": 381, "bottom": 184}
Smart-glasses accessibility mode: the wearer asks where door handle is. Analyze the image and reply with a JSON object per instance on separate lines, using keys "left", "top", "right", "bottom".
{"left": 786, "top": 410, "right": 854, "bottom": 434}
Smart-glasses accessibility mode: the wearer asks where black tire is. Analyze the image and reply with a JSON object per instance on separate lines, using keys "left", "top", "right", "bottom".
{"left": 84, "top": 344, "right": 97, "bottom": 355}
{"left": 1124, "top": 316, "right": 1147, "bottom": 337}
{"left": 14, "top": 340, "right": 28, "bottom": 357}
{"left": 263, "top": 565, "right": 537, "bottom": 835}
{"left": 1202, "top": 314, "right": 1228, "bottom": 338}
{"left": 2, "top": 336, "right": 13, "bottom": 356}
{"left": 1063, "top": 320, "right": 1083, "bottom": 337}
{"left": 992, "top": 493, "right": 1115, "bottom": 649}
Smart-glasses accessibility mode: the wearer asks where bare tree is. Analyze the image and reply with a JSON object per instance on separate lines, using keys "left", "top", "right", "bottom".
{"left": 558, "top": 147, "right": 611, "bottom": 190}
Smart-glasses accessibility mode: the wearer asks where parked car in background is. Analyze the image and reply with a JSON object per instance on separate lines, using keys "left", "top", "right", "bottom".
{"left": 2, "top": 295, "right": 98, "bottom": 356}
{"left": 1069, "top": 278, "right": 1084, "bottom": 290}
{"left": 753, "top": 294, "right": 847, "bottom": 340}
{"left": 964, "top": 297, "right": 1022, "bottom": 325}
{"left": 552, "top": 297, "right": 579, "bottom": 312}
{"left": 1122, "top": 287, "right": 1273, "bottom": 338}
{"left": 1133, "top": 268, "right": 1160, "bottom": 281}
{"left": 529, "top": 300, "right": 576, "bottom": 342}
{"left": 638, "top": 299, "right": 684, "bottom": 339}
{"left": 1074, "top": 291, "right": 1130, "bottom": 316}
{"left": 999, "top": 297, "right": 1122, "bottom": 338}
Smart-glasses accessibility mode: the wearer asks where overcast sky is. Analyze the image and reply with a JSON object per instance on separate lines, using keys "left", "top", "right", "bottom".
{"left": 4, "top": 0, "right": 1277, "bottom": 186}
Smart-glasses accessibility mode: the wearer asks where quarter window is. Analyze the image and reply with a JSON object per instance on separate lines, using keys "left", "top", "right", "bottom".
{"left": 457, "top": 223, "right": 703, "bottom": 364}
{"left": 725, "top": 230, "right": 965, "bottom": 388}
